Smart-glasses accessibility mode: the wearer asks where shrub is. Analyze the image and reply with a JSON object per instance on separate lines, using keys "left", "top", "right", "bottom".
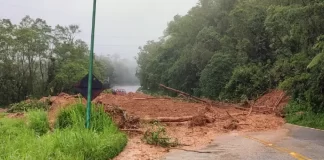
{"left": 142, "top": 122, "right": 178, "bottom": 148}
{"left": 55, "top": 109, "right": 73, "bottom": 129}
{"left": 7, "top": 99, "right": 50, "bottom": 113}
{"left": 102, "top": 89, "right": 113, "bottom": 94}
{"left": 27, "top": 110, "right": 50, "bottom": 136}
{"left": 221, "top": 64, "right": 271, "bottom": 101}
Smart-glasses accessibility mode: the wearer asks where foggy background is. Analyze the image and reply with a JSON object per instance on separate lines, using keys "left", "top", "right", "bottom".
{"left": 0, "top": 0, "right": 198, "bottom": 86}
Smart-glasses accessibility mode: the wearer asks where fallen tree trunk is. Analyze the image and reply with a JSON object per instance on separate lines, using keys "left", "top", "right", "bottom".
{"left": 235, "top": 106, "right": 250, "bottom": 111}
{"left": 133, "top": 97, "right": 171, "bottom": 100}
{"left": 159, "top": 84, "right": 209, "bottom": 104}
{"left": 142, "top": 116, "right": 194, "bottom": 122}
{"left": 247, "top": 105, "right": 253, "bottom": 117}
{"left": 273, "top": 93, "right": 285, "bottom": 111}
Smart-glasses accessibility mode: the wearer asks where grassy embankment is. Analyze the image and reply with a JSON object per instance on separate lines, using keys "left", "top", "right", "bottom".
{"left": 285, "top": 101, "right": 324, "bottom": 130}
{"left": 0, "top": 103, "right": 127, "bottom": 160}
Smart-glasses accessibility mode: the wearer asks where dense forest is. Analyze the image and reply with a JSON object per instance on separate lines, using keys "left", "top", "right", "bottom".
{"left": 137, "top": 0, "right": 324, "bottom": 112}
{"left": 0, "top": 16, "right": 138, "bottom": 106}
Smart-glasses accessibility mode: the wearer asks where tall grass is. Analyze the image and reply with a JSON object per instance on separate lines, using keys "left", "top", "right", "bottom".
{"left": 55, "top": 103, "right": 117, "bottom": 133}
{"left": 0, "top": 104, "right": 127, "bottom": 160}
{"left": 285, "top": 101, "right": 324, "bottom": 130}
{"left": 0, "top": 112, "right": 7, "bottom": 118}
{"left": 27, "top": 110, "right": 50, "bottom": 135}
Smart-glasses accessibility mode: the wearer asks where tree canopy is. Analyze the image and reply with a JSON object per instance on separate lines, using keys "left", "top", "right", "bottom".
{"left": 0, "top": 16, "right": 116, "bottom": 106}
{"left": 137, "top": 0, "right": 324, "bottom": 112}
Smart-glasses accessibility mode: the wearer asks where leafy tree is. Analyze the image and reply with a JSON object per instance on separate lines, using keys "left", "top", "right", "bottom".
{"left": 199, "top": 53, "right": 234, "bottom": 99}
{"left": 137, "top": 0, "right": 324, "bottom": 113}
{"left": 0, "top": 16, "right": 114, "bottom": 106}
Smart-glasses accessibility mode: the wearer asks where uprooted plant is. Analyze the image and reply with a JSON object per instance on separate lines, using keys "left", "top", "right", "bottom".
{"left": 142, "top": 121, "right": 178, "bottom": 148}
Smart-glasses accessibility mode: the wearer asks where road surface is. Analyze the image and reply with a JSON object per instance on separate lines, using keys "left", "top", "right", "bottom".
{"left": 112, "top": 85, "right": 140, "bottom": 93}
{"left": 163, "top": 124, "right": 324, "bottom": 160}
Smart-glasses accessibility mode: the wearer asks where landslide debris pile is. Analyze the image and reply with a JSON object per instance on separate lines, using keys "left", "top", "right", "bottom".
{"left": 93, "top": 90, "right": 286, "bottom": 132}
{"left": 3, "top": 90, "right": 287, "bottom": 132}
{"left": 2, "top": 90, "right": 287, "bottom": 160}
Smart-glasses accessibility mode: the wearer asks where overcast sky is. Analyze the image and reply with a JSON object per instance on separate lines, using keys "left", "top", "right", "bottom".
{"left": 0, "top": 0, "right": 198, "bottom": 60}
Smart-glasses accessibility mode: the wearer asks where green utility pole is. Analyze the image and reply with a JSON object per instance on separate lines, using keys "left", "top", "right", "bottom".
{"left": 86, "top": 0, "right": 97, "bottom": 129}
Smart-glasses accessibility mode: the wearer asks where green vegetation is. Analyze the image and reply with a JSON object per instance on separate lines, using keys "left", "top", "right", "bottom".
{"left": 0, "top": 16, "right": 139, "bottom": 106}
{"left": 0, "top": 104, "right": 127, "bottom": 160}
{"left": 0, "top": 16, "right": 114, "bottom": 106}
{"left": 27, "top": 110, "right": 50, "bottom": 135}
{"left": 142, "top": 122, "right": 178, "bottom": 148}
{"left": 7, "top": 99, "right": 50, "bottom": 113}
{"left": 0, "top": 112, "right": 7, "bottom": 118}
{"left": 285, "top": 101, "right": 324, "bottom": 130}
{"left": 137, "top": 0, "right": 324, "bottom": 120}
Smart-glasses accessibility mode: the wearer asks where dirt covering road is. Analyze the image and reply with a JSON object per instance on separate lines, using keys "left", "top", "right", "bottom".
{"left": 2, "top": 90, "right": 287, "bottom": 160}
{"left": 93, "top": 91, "right": 286, "bottom": 160}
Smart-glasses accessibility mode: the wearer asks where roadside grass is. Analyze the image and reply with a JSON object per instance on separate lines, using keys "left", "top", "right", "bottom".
{"left": 0, "top": 104, "right": 127, "bottom": 160}
{"left": 0, "top": 112, "right": 7, "bottom": 118}
{"left": 285, "top": 101, "right": 324, "bottom": 130}
{"left": 27, "top": 110, "right": 50, "bottom": 135}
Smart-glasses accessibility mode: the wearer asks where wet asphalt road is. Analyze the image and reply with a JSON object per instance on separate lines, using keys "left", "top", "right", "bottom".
{"left": 112, "top": 85, "right": 140, "bottom": 93}
{"left": 163, "top": 124, "right": 324, "bottom": 160}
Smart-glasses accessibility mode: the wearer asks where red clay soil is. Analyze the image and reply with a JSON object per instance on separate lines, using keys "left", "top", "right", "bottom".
{"left": 2, "top": 90, "right": 287, "bottom": 160}
{"left": 0, "top": 108, "right": 7, "bottom": 113}
{"left": 252, "top": 89, "right": 289, "bottom": 115}
{"left": 254, "top": 90, "right": 288, "bottom": 108}
{"left": 45, "top": 93, "right": 81, "bottom": 124}
{"left": 39, "top": 91, "right": 286, "bottom": 133}
{"left": 94, "top": 93, "right": 211, "bottom": 118}
{"left": 6, "top": 112, "right": 24, "bottom": 118}
{"left": 112, "top": 91, "right": 287, "bottom": 160}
